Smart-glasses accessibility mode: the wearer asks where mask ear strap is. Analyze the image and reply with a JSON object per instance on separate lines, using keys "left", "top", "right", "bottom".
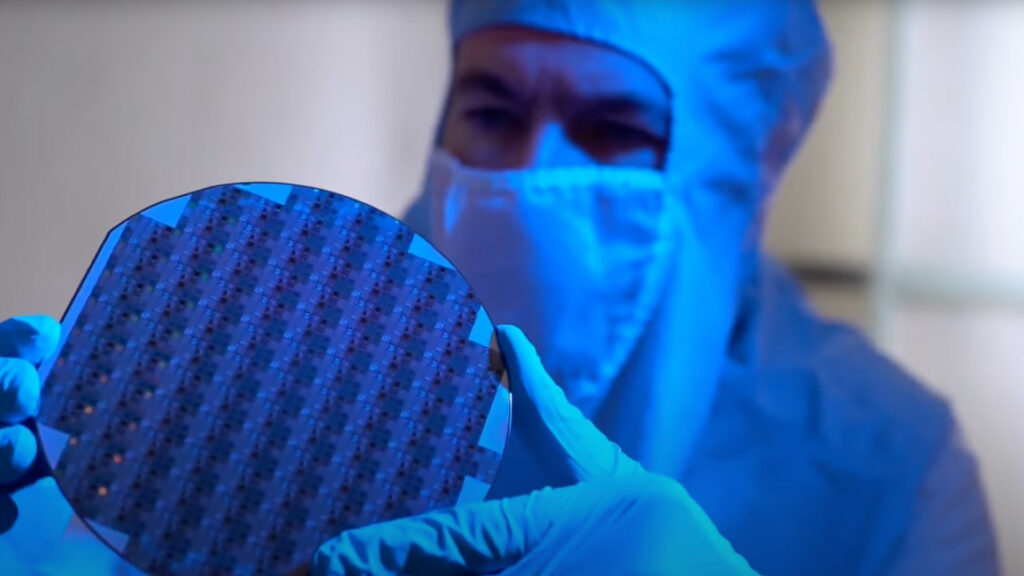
{"left": 433, "top": 89, "right": 452, "bottom": 148}
{"left": 405, "top": 88, "right": 451, "bottom": 234}
{"left": 433, "top": 35, "right": 464, "bottom": 148}
{"left": 409, "top": 40, "right": 457, "bottom": 234}
{"left": 402, "top": 190, "right": 432, "bottom": 237}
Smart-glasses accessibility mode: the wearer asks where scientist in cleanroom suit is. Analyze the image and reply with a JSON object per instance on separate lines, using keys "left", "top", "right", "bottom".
{"left": 322, "top": 0, "right": 1001, "bottom": 574}
{"left": 0, "top": 0, "right": 1000, "bottom": 574}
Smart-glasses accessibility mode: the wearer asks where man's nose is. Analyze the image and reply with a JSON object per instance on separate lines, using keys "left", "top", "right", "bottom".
{"left": 515, "top": 120, "right": 589, "bottom": 169}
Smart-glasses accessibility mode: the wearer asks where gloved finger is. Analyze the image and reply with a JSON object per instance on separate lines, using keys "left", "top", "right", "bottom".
{"left": 0, "top": 357, "right": 42, "bottom": 423}
{"left": 310, "top": 487, "right": 556, "bottom": 576}
{"left": 502, "top": 475, "right": 758, "bottom": 576}
{"left": 312, "top": 475, "right": 757, "bottom": 576}
{"left": 0, "top": 316, "right": 62, "bottom": 365}
{"left": 0, "top": 424, "right": 38, "bottom": 485}
{"left": 495, "top": 324, "right": 643, "bottom": 482}
{"left": 0, "top": 540, "right": 30, "bottom": 576}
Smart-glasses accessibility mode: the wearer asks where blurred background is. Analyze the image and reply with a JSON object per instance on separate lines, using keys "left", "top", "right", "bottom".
{"left": 0, "top": 0, "right": 1021, "bottom": 573}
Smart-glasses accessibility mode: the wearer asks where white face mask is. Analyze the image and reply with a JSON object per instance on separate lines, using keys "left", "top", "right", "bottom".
{"left": 424, "top": 149, "right": 675, "bottom": 416}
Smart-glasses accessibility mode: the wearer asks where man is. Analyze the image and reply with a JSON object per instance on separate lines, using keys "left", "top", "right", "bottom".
{"left": 0, "top": 0, "right": 1000, "bottom": 574}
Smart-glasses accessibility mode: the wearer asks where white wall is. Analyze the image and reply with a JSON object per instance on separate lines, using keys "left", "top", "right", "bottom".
{"left": 0, "top": 0, "right": 450, "bottom": 320}
{"left": 882, "top": 2, "right": 1024, "bottom": 573}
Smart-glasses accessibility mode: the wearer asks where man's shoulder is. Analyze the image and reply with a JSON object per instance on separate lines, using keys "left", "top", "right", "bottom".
{"left": 801, "top": 314, "right": 951, "bottom": 453}
{"left": 734, "top": 256, "right": 955, "bottom": 467}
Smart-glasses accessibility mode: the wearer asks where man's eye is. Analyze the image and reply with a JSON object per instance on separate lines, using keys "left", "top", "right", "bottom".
{"left": 592, "top": 121, "right": 659, "bottom": 148}
{"left": 463, "top": 107, "right": 520, "bottom": 132}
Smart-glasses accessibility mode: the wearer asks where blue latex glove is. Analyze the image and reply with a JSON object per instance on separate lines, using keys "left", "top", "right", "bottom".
{"left": 0, "top": 316, "right": 140, "bottom": 574}
{"left": 0, "top": 315, "right": 61, "bottom": 487}
{"left": 311, "top": 325, "right": 759, "bottom": 576}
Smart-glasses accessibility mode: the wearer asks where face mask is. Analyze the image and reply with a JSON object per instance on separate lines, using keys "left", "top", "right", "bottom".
{"left": 424, "top": 149, "right": 675, "bottom": 417}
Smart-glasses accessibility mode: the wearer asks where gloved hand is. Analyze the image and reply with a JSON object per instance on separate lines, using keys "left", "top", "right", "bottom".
{"left": 310, "top": 325, "right": 759, "bottom": 576}
{"left": 0, "top": 316, "right": 138, "bottom": 574}
{"left": 0, "top": 315, "right": 61, "bottom": 487}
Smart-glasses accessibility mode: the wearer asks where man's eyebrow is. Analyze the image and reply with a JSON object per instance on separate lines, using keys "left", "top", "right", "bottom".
{"left": 453, "top": 70, "right": 524, "bottom": 102}
{"left": 453, "top": 70, "right": 669, "bottom": 128}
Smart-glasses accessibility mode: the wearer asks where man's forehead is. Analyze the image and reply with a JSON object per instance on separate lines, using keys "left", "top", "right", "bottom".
{"left": 452, "top": 26, "right": 670, "bottom": 110}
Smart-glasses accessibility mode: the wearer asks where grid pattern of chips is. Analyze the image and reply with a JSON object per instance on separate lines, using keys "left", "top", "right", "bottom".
{"left": 38, "top": 184, "right": 508, "bottom": 575}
